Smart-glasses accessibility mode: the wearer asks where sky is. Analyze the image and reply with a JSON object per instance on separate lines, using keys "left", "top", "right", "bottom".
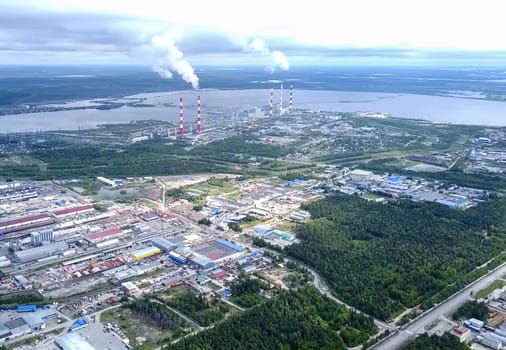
{"left": 1, "top": 0, "right": 505, "bottom": 70}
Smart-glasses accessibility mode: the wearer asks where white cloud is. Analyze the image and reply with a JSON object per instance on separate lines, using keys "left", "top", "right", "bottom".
{"left": 0, "top": 0, "right": 505, "bottom": 68}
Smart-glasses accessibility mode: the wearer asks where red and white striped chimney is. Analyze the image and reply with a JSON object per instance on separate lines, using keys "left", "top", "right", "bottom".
{"left": 179, "top": 97, "right": 184, "bottom": 137}
{"left": 197, "top": 95, "right": 201, "bottom": 135}
{"left": 289, "top": 84, "right": 293, "bottom": 112}
{"left": 279, "top": 83, "right": 283, "bottom": 115}
{"left": 269, "top": 88, "right": 273, "bottom": 117}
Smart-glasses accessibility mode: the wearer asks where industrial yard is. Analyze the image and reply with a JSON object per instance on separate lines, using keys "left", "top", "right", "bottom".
{"left": 0, "top": 90, "right": 505, "bottom": 350}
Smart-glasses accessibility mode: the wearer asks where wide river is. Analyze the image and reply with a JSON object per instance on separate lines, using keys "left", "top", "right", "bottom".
{"left": 0, "top": 89, "right": 505, "bottom": 133}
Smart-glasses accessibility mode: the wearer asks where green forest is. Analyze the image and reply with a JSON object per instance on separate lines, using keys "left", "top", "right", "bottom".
{"left": 452, "top": 301, "right": 489, "bottom": 321}
{"left": 402, "top": 333, "right": 470, "bottom": 350}
{"left": 229, "top": 276, "right": 270, "bottom": 308}
{"left": 163, "top": 291, "right": 229, "bottom": 327}
{"left": 168, "top": 286, "right": 377, "bottom": 350}
{"left": 286, "top": 194, "right": 506, "bottom": 320}
{"left": 0, "top": 137, "right": 292, "bottom": 180}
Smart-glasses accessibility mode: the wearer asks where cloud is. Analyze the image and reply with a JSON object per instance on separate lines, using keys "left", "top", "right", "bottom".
{"left": 247, "top": 39, "right": 290, "bottom": 71}
{"left": 0, "top": 1, "right": 505, "bottom": 68}
{"left": 143, "top": 32, "right": 199, "bottom": 89}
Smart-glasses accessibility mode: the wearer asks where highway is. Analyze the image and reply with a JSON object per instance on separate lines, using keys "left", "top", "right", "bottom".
{"left": 372, "top": 262, "right": 506, "bottom": 350}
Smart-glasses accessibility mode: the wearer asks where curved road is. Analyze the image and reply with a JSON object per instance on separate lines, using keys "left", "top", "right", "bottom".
{"left": 281, "top": 255, "right": 395, "bottom": 331}
{"left": 371, "top": 262, "right": 506, "bottom": 350}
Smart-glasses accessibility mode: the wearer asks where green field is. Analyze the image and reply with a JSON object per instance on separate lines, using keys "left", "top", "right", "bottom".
{"left": 476, "top": 279, "right": 506, "bottom": 299}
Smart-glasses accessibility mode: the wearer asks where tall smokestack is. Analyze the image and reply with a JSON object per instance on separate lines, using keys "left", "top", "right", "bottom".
{"left": 289, "top": 84, "right": 293, "bottom": 112}
{"left": 179, "top": 97, "right": 184, "bottom": 138}
{"left": 269, "top": 88, "right": 273, "bottom": 117}
{"left": 279, "top": 83, "right": 284, "bottom": 116}
{"left": 197, "top": 95, "right": 201, "bottom": 135}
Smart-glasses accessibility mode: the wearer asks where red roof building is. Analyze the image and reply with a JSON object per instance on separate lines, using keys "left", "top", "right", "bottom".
{"left": 210, "top": 268, "right": 227, "bottom": 279}
{"left": 0, "top": 214, "right": 52, "bottom": 231}
{"left": 53, "top": 205, "right": 94, "bottom": 218}
{"left": 86, "top": 228, "right": 123, "bottom": 243}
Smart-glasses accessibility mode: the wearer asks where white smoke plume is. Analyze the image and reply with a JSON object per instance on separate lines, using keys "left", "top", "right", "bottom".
{"left": 247, "top": 39, "right": 289, "bottom": 72}
{"left": 147, "top": 32, "right": 199, "bottom": 89}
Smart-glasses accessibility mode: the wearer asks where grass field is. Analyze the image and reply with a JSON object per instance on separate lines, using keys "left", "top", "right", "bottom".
{"left": 100, "top": 306, "right": 189, "bottom": 350}
{"left": 476, "top": 279, "right": 506, "bottom": 299}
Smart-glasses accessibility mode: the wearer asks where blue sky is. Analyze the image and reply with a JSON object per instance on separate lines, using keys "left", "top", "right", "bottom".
{"left": 1, "top": 0, "right": 505, "bottom": 68}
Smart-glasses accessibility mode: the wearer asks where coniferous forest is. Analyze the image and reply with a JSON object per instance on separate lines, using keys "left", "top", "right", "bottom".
{"left": 168, "top": 287, "right": 377, "bottom": 350}
{"left": 286, "top": 194, "right": 506, "bottom": 320}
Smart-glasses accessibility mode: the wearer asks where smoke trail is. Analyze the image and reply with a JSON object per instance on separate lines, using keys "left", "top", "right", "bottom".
{"left": 247, "top": 39, "right": 290, "bottom": 71}
{"left": 148, "top": 32, "right": 199, "bottom": 89}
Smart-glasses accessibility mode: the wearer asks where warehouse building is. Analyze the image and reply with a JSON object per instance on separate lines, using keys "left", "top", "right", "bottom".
{"left": 53, "top": 205, "right": 94, "bottom": 218}
{"left": 0, "top": 324, "right": 11, "bottom": 340}
{"left": 350, "top": 169, "right": 373, "bottom": 183}
{"left": 130, "top": 246, "right": 161, "bottom": 260}
{"left": 0, "top": 213, "right": 53, "bottom": 233}
{"left": 14, "top": 241, "right": 69, "bottom": 263}
{"left": 4, "top": 318, "right": 30, "bottom": 337}
{"left": 151, "top": 237, "right": 177, "bottom": 252}
{"left": 188, "top": 253, "right": 215, "bottom": 270}
{"left": 85, "top": 228, "right": 123, "bottom": 244}
{"left": 55, "top": 332, "right": 96, "bottom": 350}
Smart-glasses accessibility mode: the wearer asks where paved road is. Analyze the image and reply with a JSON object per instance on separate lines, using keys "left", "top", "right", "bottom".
{"left": 372, "top": 262, "right": 506, "bottom": 350}
{"left": 302, "top": 259, "right": 395, "bottom": 331}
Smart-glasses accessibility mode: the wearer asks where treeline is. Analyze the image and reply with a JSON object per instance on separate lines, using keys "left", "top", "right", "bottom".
{"left": 2, "top": 136, "right": 294, "bottom": 180}
{"left": 230, "top": 276, "right": 270, "bottom": 308}
{"left": 453, "top": 301, "right": 489, "bottom": 321}
{"left": 5, "top": 140, "right": 233, "bottom": 179}
{"left": 167, "top": 287, "right": 377, "bottom": 350}
{"left": 285, "top": 194, "right": 506, "bottom": 320}
{"left": 0, "top": 291, "right": 45, "bottom": 309}
{"left": 191, "top": 136, "right": 293, "bottom": 160}
{"left": 164, "top": 291, "right": 229, "bottom": 327}
{"left": 402, "top": 333, "right": 470, "bottom": 350}
{"left": 128, "top": 299, "right": 179, "bottom": 331}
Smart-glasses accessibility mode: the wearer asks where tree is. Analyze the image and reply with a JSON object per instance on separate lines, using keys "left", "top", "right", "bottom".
{"left": 228, "top": 222, "right": 242, "bottom": 232}
{"left": 198, "top": 218, "right": 212, "bottom": 226}
{"left": 453, "top": 301, "right": 489, "bottom": 321}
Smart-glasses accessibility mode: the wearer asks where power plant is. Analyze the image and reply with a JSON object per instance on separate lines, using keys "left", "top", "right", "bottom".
{"left": 179, "top": 97, "right": 184, "bottom": 138}
{"left": 279, "top": 83, "right": 284, "bottom": 116}
{"left": 197, "top": 95, "right": 202, "bottom": 135}
{"left": 289, "top": 84, "right": 293, "bottom": 112}
{"left": 269, "top": 88, "right": 273, "bottom": 117}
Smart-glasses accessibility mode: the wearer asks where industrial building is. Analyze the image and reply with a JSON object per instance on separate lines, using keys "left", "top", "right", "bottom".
{"left": 0, "top": 213, "right": 53, "bottom": 233}
{"left": 17, "top": 304, "right": 36, "bottom": 313}
{"left": 56, "top": 332, "right": 96, "bottom": 350}
{"left": 169, "top": 251, "right": 187, "bottom": 265}
{"left": 131, "top": 246, "right": 161, "bottom": 260}
{"left": 30, "top": 228, "right": 53, "bottom": 245}
{"left": 0, "top": 324, "right": 10, "bottom": 340}
{"left": 86, "top": 228, "right": 123, "bottom": 243}
{"left": 4, "top": 318, "right": 30, "bottom": 337}
{"left": 450, "top": 326, "right": 471, "bottom": 343}
{"left": 350, "top": 169, "right": 373, "bottom": 183}
{"left": 210, "top": 268, "right": 226, "bottom": 279}
{"left": 269, "top": 229, "right": 295, "bottom": 241}
{"left": 121, "top": 281, "right": 141, "bottom": 297}
{"left": 53, "top": 205, "right": 94, "bottom": 218}
{"left": 69, "top": 318, "right": 88, "bottom": 332}
{"left": 188, "top": 253, "right": 215, "bottom": 270}
{"left": 151, "top": 236, "right": 177, "bottom": 252}
{"left": 96, "top": 176, "right": 116, "bottom": 187}
{"left": 192, "top": 238, "right": 244, "bottom": 264}
{"left": 14, "top": 241, "right": 69, "bottom": 263}
{"left": 0, "top": 255, "right": 11, "bottom": 268}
